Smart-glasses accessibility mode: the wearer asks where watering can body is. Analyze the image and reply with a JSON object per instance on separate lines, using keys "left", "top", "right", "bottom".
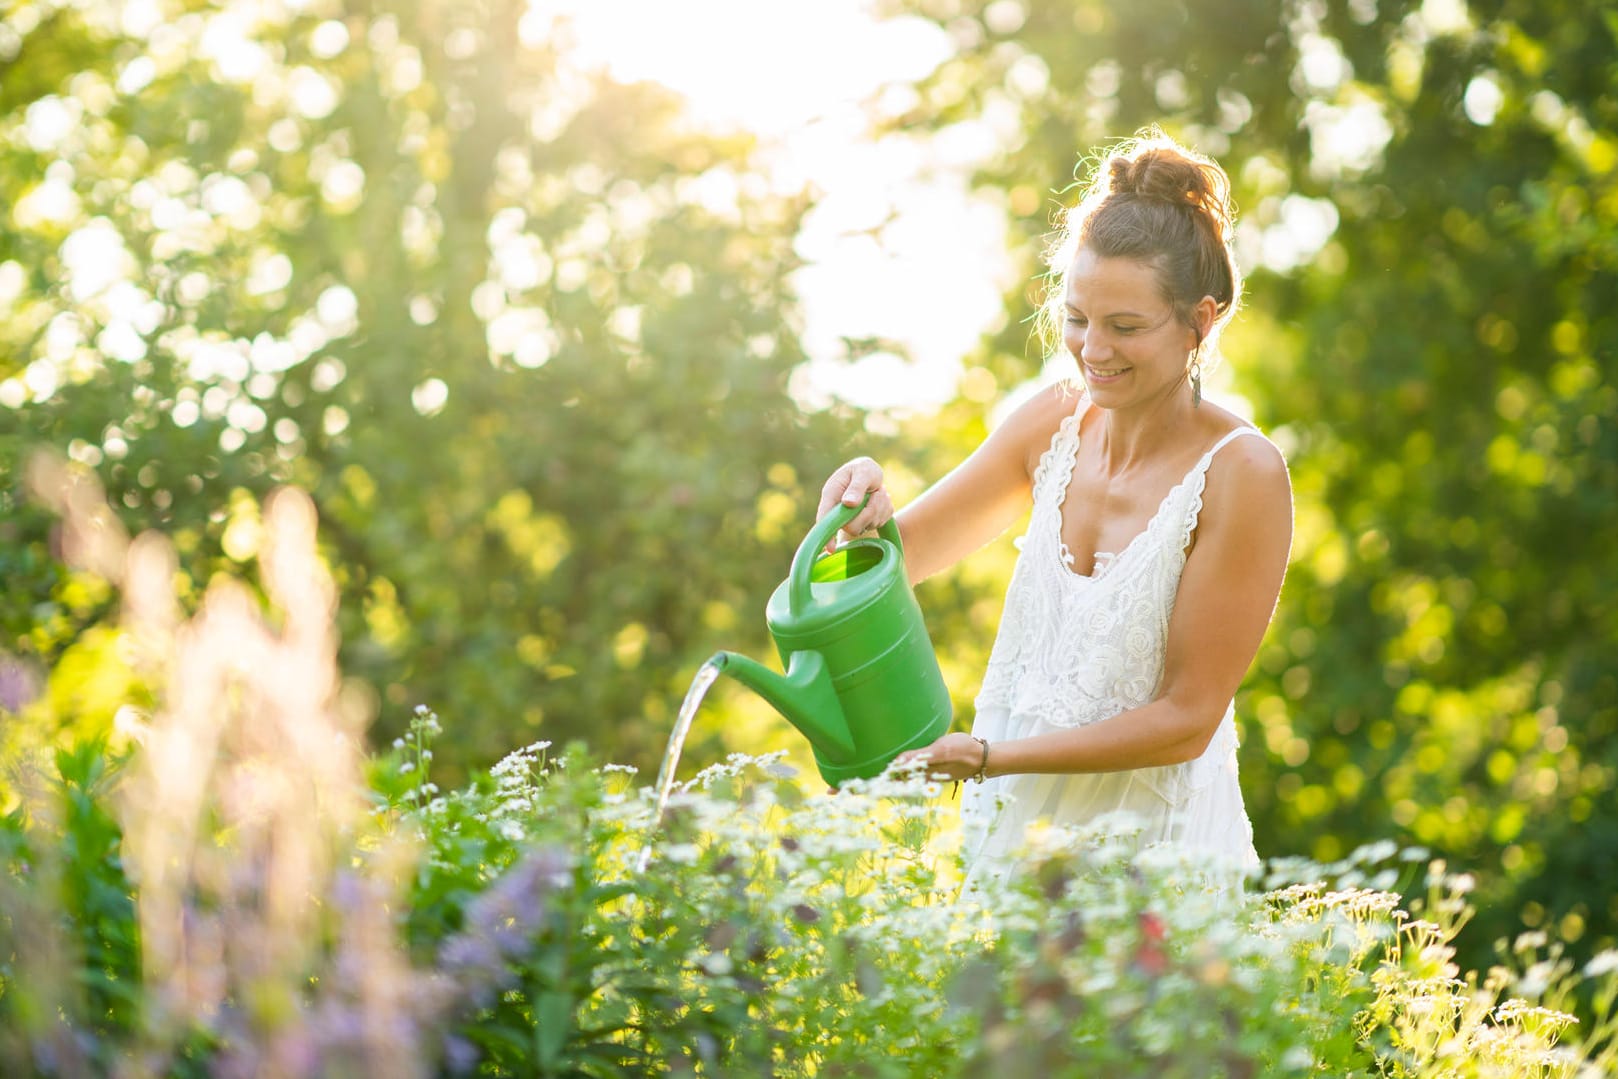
{"left": 714, "top": 498, "right": 952, "bottom": 787}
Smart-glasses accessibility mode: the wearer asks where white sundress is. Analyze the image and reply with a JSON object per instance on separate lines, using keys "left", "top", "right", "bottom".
{"left": 960, "top": 394, "right": 1265, "bottom": 877}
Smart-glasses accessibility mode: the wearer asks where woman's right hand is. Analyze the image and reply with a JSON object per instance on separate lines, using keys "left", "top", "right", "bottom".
{"left": 817, "top": 457, "right": 893, "bottom": 552}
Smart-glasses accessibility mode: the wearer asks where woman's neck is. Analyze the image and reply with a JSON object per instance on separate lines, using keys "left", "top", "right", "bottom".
{"left": 1093, "top": 388, "right": 1200, "bottom": 476}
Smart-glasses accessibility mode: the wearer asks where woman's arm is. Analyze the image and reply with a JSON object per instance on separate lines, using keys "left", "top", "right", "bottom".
{"left": 900, "top": 433, "right": 1294, "bottom": 779}
{"left": 817, "top": 385, "right": 1077, "bottom": 584}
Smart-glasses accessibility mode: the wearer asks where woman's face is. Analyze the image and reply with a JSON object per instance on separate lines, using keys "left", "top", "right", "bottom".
{"left": 1062, "top": 249, "right": 1199, "bottom": 408}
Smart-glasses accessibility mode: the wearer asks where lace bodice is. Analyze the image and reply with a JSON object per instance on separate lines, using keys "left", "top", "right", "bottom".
{"left": 972, "top": 395, "right": 1265, "bottom": 803}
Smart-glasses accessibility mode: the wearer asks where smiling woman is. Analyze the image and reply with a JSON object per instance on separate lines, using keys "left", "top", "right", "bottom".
{"left": 1062, "top": 253, "right": 1203, "bottom": 409}
{"left": 816, "top": 130, "right": 1293, "bottom": 882}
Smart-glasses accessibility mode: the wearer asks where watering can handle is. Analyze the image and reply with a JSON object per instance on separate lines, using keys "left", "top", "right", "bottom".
{"left": 788, "top": 493, "right": 904, "bottom": 615}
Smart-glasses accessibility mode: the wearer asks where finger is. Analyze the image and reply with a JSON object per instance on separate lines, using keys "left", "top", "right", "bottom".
{"left": 820, "top": 460, "right": 887, "bottom": 552}
{"left": 840, "top": 457, "right": 883, "bottom": 506}
{"left": 816, "top": 468, "right": 851, "bottom": 523}
{"left": 845, "top": 491, "right": 893, "bottom": 537}
{"left": 817, "top": 459, "right": 863, "bottom": 518}
{"left": 818, "top": 459, "right": 874, "bottom": 517}
{"left": 818, "top": 466, "right": 854, "bottom": 551}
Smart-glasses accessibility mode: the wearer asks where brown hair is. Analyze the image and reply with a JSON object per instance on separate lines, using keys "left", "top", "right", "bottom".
{"left": 1040, "top": 129, "right": 1242, "bottom": 361}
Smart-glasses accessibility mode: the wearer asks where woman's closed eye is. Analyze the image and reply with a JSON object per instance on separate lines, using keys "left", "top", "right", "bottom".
{"left": 1067, "top": 315, "right": 1144, "bottom": 335}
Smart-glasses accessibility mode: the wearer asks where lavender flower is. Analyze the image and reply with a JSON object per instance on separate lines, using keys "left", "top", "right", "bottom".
{"left": 436, "top": 847, "right": 570, "bottom": 1006}
{"left": 0, "top": 653, "right": 41, "bottom": 713}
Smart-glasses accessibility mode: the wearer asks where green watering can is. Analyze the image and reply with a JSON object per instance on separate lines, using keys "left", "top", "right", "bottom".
{"left": 711, "top": 496, "right": 952, "bottom": 787}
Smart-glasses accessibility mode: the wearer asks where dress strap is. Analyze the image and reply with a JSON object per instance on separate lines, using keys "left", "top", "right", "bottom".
{"left": 1202, "top": 425, "right": 1264, "bottom": 462}
{"left": 1179, "top": 426, "right": 1267, "bottom": 552}
{"left": 1031, "top": 392, "right": 1089, "bottom": 506}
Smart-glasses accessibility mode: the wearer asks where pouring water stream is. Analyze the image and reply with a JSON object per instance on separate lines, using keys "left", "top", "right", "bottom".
{"left": 635, "top": 657, "right": 724, "bottom": 872}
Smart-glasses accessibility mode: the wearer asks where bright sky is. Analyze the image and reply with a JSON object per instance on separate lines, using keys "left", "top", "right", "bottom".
{"left": 540, "top": 0, "right": 1403, "bottom": 422}
{"left": 547, "top": 0, "right": 1017, "bottom": 415}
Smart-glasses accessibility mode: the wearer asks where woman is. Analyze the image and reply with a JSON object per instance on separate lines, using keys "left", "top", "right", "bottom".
{"left": 816, "top": 132, "right": 1292, "bottom": 874}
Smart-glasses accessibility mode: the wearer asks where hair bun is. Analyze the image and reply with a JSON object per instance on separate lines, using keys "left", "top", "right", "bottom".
{"left": 1105, "top": 145, "right": 1234, "bottom": 244}
{"left": 1042, "top": 130, "right": 1244, "bottom": 357}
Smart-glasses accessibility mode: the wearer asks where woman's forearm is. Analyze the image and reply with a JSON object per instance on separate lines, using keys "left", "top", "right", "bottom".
{"left": 984, "top": 699, "right": 1218, "bottom": 778}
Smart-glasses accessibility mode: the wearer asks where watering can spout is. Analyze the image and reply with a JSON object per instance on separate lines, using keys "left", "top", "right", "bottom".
{"left": 711, "top": 650, "right": 856, "bottom": 764}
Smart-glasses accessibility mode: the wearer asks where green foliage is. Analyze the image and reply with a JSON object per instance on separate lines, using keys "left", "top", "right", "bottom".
{"left": 8, "top": 0, "right": 1618, "bottom": 1045}
{"left": 0, "top": 740, "right": 144, "bottom": 1075}
{"left": 884, "top": 0, "right": 1618, "bottom": 979}
{"left": 0, "top": 0, "right": 862, "bottom": 774}
{"left": 6, "top": 733, "right": 1618, "bottom": 1077}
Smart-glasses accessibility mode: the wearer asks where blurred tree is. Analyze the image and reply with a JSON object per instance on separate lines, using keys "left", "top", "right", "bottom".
{"left": 0, "top": 0, "right": 863, "bottom": 772}
{"left": 884, "top": 0, "right": 1618, "bottom": 970}
{"left": 9, "top": 0, "right": 1618, "bottom": 985}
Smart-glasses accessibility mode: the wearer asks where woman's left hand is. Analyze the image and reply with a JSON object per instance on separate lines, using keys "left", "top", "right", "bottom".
{"left": 894, "top": 732, "right": 987, "bottom": 783}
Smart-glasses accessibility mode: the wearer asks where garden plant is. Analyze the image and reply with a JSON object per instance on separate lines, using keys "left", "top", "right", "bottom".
{"left": 1, "top": 478, "right": 1615, "bottom": 1077}
{"left": 5, "top": 0, "right": 1618, "bottom": 1074}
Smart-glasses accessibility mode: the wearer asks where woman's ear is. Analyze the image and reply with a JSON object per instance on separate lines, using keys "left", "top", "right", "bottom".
{"left": 1194, "top": 295, "right": 1219, "bottom": 342}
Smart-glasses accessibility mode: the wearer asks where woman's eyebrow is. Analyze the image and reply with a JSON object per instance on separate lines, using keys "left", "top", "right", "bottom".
{"left": 1065, "top": 300, "right": 1151, "bottom": 319}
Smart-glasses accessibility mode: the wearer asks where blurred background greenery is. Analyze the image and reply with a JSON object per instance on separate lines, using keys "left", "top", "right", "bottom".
{"left": 2, "top": 0, "right": 1614, "bottom": 980}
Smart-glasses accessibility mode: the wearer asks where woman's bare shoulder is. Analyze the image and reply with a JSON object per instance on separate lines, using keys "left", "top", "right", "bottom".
{"left": 995, "top": 381, "right": 1086, "bottom": 476}
{"left": 1202, "top": 414, "right": 1292, "bottom": 518}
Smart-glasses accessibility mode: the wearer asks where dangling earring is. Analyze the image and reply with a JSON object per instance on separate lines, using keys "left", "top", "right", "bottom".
{"left": 1189, "top": 351, "right": 1203, "bottom": 409}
